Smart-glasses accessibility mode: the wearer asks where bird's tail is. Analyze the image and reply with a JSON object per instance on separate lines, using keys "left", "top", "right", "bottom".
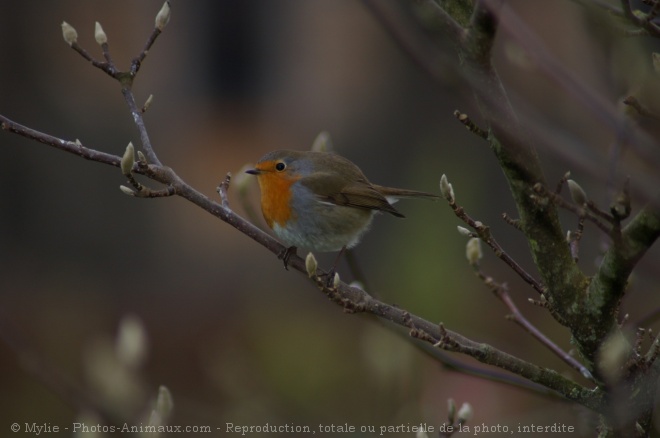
{"left": 374, "top": 185, "right": 440, "bottom": 200}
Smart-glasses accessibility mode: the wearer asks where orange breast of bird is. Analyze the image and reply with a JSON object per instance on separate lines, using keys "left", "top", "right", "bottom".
{"left": 256, "top": 170, "right": 300, "bottom": 229}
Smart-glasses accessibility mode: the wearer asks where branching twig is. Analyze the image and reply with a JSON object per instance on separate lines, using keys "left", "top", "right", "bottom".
{"left": 66, "top": 14, "right": 166, "bottom": 166}
{"left": 473, "top": 268, "right": 594, "bottom": 381}
{"left": 534, "top": 183, "right": 613, "bottom": 235}
{"left": 442, "top": 184, "right": 546, "bottom": 295}
{"left": 453, "top": 110, "right": 488, "bottom": 139}
{"left": 501, "top": 212, "right": 522, "bottom": 230}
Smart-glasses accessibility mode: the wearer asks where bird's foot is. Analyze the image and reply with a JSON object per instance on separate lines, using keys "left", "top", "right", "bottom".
{"left": 277, "top": 246, "right": 298, "bottom": 270}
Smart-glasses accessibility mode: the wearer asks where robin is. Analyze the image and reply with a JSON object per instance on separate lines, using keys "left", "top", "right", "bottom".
{"left": 246, "top": 149, "right": 439, "bottom": 271}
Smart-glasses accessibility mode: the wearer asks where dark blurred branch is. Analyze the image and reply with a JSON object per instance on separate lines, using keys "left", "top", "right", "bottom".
{"left": 360, "top": 0, "right": 463, "bottom": 84}
{"left": 624, "top": 95, "right": 660, "bottom": 121}
{"left": 465, "top": 0, "right": 500, "bottom": 65}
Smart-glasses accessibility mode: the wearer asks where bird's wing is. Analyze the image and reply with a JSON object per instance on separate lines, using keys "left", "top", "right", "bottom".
{"left": 300, "top": 173, "right": 405, "bottom": 218}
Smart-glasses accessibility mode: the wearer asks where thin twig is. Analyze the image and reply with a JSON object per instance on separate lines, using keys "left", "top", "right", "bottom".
{"left": 555, "top": 171, "right": 571, "bottom": 195}
{"left": 475, "top": 269, "right": 594, "bottom": 381}
{"left": 67, "top": 20, "right": 162, "bottom": 166}
{"left": 132, "top": 185, "right": 175, "bottom": 198}
{"left": 216, "top": 173, "right": 232, "bottom": 209}
{"left": 69, "top": 42, "right": 118, "bottom": 78}
{"left": 447, "top": 198, "right": 546, "bottom": 295}
{"left": 131, "top": 27, "right": 163, "bottom": 75}
{"left": 99, "top": 41, "right": 114, "bottom": 66}
{"left": 120, "top": 87, "right": 161, "bottom": 167}
{"left": 501, "top": 212, "right": 522, "bottom": 230}
{"left": 534, "top": 183, "right": 613, "bottom": 235}
{"left": 453, "top": 110, "right": 488, "bottom": 139}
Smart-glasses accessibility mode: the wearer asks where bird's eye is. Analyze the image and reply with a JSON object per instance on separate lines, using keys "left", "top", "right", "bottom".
{"left": 275, "top": 161, "right": 286, "bottom": 171}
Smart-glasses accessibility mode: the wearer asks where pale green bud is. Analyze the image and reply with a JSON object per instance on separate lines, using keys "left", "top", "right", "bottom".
{"left": 457, "top": 226, "right": 471, "bottom": 237}
{"left": 447, "top": 398, "right": 456, "bottom": 423}
{"left": 348, "top": 281, "right": 364, "bottom": 290}
{"left": 311, "top": 131, "right": 333, "bottom": 152}
{"left": 567, "top": 179, "right": 587, "bottom": 206}
{"left": 155, "top": 385, "right": 174, "bottom": 420}
{"left": 94, "top": 22, "right": 107, "bottom": 45}
{"left": 148, "top": 410, "right": 163, "bottom": 428}
{"left": 61, "top": 21, "right": 78, "bottom": 46}
{"left": 142, "top": 94, "right": 154, "bottom": 112}
{"left": 116, "top": 315, "right": 148, "bottom": 369}
{"left": 440, "top": 174, "right": 454, "bottom": 202}
{"left": 119, "top": 185, "right": 135, "bottom": 196}
{"left": 598, "top": 330, "right": 631, "bottom": 383}
{"left": 466, "top": 238, "right": 482, "bottom": 266}
{"left": 155, "top": 1, "right": 171, "bottom": 30}
{"left": 457, "top": 402, "right": 474, "bottom": 423}
{"left": 305, "top": 252, "right": 318, "bottom": 278}
{"left": 121, "top": 142, "right": 135, "bottom": 176}
{"left": 333, "top": 272, "right": 340, "bottom": 289}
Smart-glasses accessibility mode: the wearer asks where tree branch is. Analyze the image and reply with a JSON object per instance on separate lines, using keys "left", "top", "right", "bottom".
{"left": 0, "top": 109, "right": 607, "bottom": 413}
{"left": 584, "top": 196, "right": 660, "bottom": 355}
{"left": 304, "top": 272, "right": 605, "bottom": 412}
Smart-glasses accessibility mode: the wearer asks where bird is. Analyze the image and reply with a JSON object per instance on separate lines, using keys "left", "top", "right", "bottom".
{"left": 246, "top": 149, "right": 439, "bottom": 272}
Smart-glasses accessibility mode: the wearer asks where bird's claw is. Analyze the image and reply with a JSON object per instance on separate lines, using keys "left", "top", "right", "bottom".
{"left": 278, "top": 246, "right": 298, "bottom": 270}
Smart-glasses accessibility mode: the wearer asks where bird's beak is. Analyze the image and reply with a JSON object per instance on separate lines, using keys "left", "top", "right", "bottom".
{"left": 245, "top": 168, "right": 260, "bottom": 175}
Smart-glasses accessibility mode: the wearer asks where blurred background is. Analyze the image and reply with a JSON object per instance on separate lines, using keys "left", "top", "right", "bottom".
{"left": 0, "top": 0, "right": 659, "bottom": 436}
